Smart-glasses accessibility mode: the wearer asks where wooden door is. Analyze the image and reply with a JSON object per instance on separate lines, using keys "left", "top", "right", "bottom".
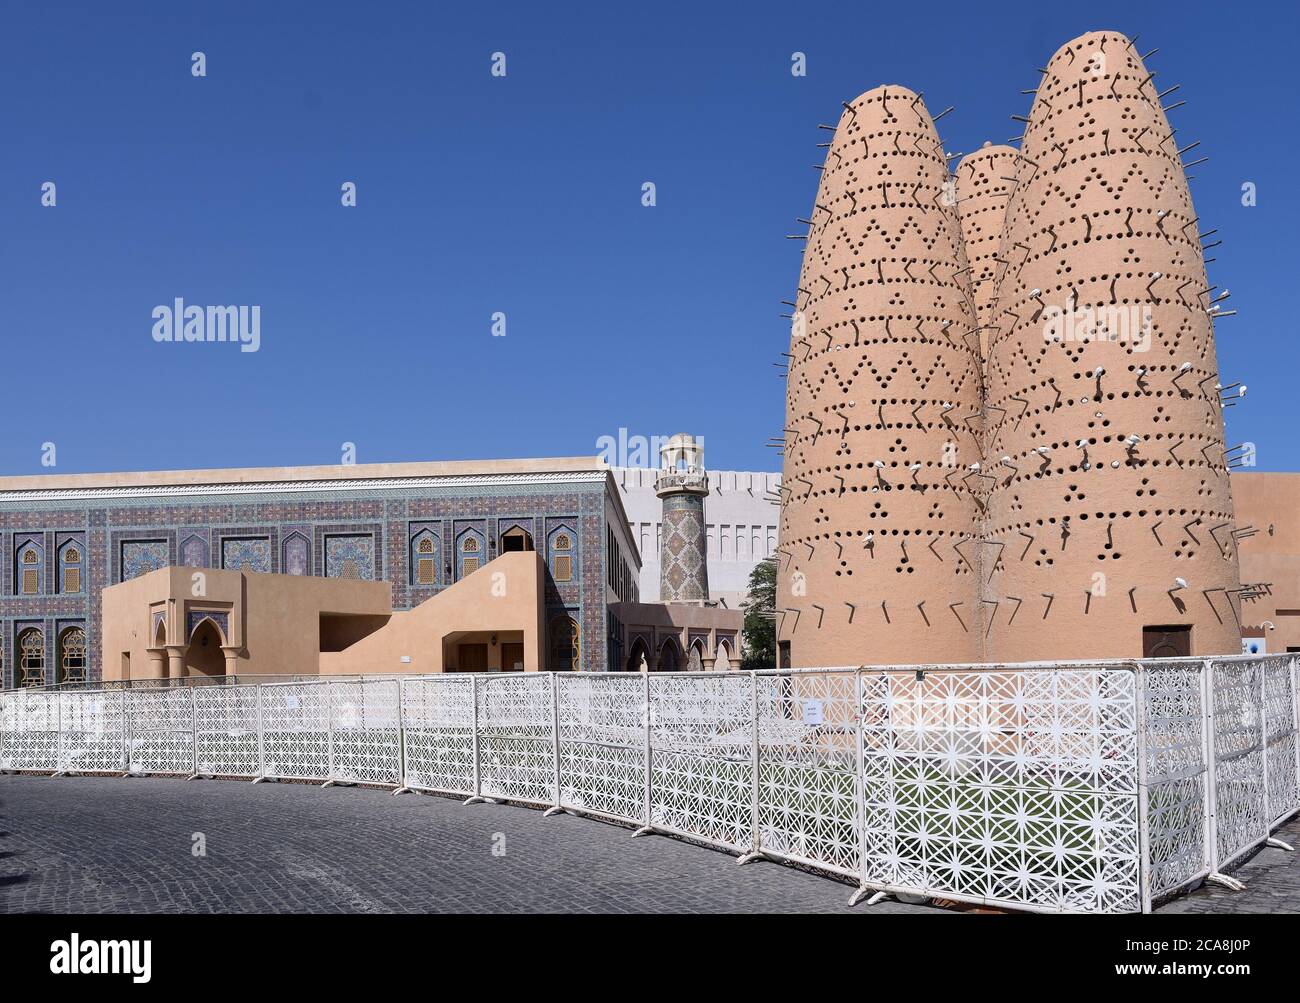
{"left": 1142, "top": 626, "right": 1191, "bottom": 658}
{"left": 459, "top": 643, "right": 488, "bottom": 672}
{"left": 501, "top": 643, "right": 524, "bottom": 672}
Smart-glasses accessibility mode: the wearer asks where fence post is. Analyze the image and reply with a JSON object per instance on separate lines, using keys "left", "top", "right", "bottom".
{"left": 393, "top": 678, "right": 411, "bottom": 796}
{"left": 252, "top": 684, "right": 267, "bottom": 783}
{"left": 737, "top": 672, "right": 763, "bottom": 864}
{"left": 1133, "top": 663, "right": 1152, "bottom": 913}
{"left": 53, "top": 691, "right": 65, "bottom": 775}
{"left": 322, "top": 681, "right": 336, "bottom": 787}
{"left": 120, "top": 688, "right": 130, "bottom": 776}
{"left": 1294, "top": 654, "right": 1300, "bottom": 812}
{"left": 187, "top": 685, "right": 199, "bottom": 780}
{"left": 1260, "top": 660, "right": 1270, "bottom": 837}
{"left": 544, "top": 673, "right": 564, "bottom": 816}
{"left": 849, "top": 668, "right": 872, "bottom": 906}
{"left": 464, "top": 674, "right": 485, "bottom": 804}
{"left": 634, "top": 671, "right": 652, "bottom": 837}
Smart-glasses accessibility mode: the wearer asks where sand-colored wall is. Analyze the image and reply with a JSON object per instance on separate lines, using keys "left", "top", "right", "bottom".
{"left": 1232, "top": 473, "right": 1300, "bottom": 653}
{"left": 319, "top": 550, "right": 545, "bottom": 674}
{"left": 101, "top": 567, "right": 392, "bottom": 680}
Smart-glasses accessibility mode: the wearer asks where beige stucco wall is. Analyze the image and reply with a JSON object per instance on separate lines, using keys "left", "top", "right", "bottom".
{"left": 102, "top": 553, "right": 546, "bottom": 680}
{"left": 319, "top": 550, "right": 545, "bottom": 674}
{"left": 101, "top": 566, "right": 392, "bottom": 680}
{"left": 1232, "top": 473, "right": 1300, "bottom": 653}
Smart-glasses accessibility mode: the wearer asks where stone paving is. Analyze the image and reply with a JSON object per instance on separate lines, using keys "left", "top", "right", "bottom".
{"left": 1157, "top": 813, "right": 1300, "bottom": 914}
{"left": 1, "top": 774, "right": 1295, "bottom": 914}
{"left": 0, "top": 775, "right": 924, "bottom": 914}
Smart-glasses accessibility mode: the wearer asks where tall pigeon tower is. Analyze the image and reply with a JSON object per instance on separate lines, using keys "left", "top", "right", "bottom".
{"left": 980, "top": 31, "right": 1242, "bottom": 660}
{"left": 777, "top": 86, "right": 984, "bottom": 668}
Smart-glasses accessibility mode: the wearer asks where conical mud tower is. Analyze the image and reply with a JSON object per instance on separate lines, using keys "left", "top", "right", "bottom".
{"left": 777, "top": 86, "right": 984, "bottom": 667}
{"left": 980, "top": 31, "right": 1241, "bottom": 660}
{"left": 778, "top": 32, "right": 1243, "bottom": 666}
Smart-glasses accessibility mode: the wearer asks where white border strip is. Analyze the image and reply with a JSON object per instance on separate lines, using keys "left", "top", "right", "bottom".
{"left": 0, "top": 470, "right": 607, "bottom": 504}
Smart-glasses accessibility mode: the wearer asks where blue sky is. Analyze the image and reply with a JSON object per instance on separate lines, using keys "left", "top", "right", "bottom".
{"left": 1, "top": 0, "right": 1294, "bottom": 475}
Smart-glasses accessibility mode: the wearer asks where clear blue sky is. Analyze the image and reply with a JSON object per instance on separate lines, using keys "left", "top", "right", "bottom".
{"left": 1, "top": 0, "right": 1294, "bottom": 475}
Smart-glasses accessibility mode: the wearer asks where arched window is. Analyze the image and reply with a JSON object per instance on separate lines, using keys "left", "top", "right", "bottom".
{"left": 688, "top": 640, "right": 705, "bottom": 672}
{"left": 282, "top": 533, "right": 309, "bottom": 576}
{"left": 549, "top": 616, "right": 580, "bottom": 671}
{"left": 17, "top": 628, "right": 45, "bottom": 687}
{"left": 410, "top": 530, "right": 440, "bottom": 586}
{"left": 58, "top": 539, "right": 83, "bottom": 594}
{"left": 456, "top": 528, "right": 485, "bottom": 579}
{"left": 180, "top": 535, "right": 207, "bottom": 569}
{"left": 548, "top": 525, "right": 575, "bottom": 583}
{"left": 16, "top": 539, "right": 43, "bottom": 595}
{"left": 499, "top": 525, "right": 533, "bottom": 553}
{"left": 625, "top": 637, "right": 650, "bottom": 673}
{"left": 58, "top": 627, "right": 87, "bottom": 684}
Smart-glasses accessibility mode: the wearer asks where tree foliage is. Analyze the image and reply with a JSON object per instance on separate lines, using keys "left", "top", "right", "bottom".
{"left": 740, "top": 556, "right": 777, "bottom": 670}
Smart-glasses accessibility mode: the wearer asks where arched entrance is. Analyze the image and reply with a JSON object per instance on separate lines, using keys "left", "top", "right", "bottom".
{"left": 688, "top": 639, "right": 705, "bottom": 672}
{"left": 625, "top": 636, "right": 650, "bottom": 673}
{"left": 715, "top": 639, "right": 733, "bottom": 671}
{"left": 500, "top": 525, "right": 534, "bottom": 553}
{"left": 57, "top": 626, "right": 87, "bottom": 684}
{"left": 657, "top": 638, "right": 681, "bottom": 672}
{"left": 17, "top": 628, "right": 44, "bottom": 687}
{"left": 186, "top": 619, "right": 227, "bottom": 677}
{"left": 548, "top": 616, "right": 580, "bottom": 671}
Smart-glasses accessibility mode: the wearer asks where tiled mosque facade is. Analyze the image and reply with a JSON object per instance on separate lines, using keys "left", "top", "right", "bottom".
{"left": 0, "top": 461, "right": 622, "bottom": 686}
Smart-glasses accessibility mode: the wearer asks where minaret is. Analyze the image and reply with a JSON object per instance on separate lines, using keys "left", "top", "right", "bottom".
{"left": 656, "top": 433, "right": 710, "bottom": 603}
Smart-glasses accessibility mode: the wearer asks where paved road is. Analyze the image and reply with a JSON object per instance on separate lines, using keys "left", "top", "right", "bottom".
{"left": 0, "top": 774, "right": 918, "bottom": 914}
{"left": 1157, "top": 813, "right": 1300, "bottom": 914}
{"left": 1, "top": 774, "right": 1295, "bottom": 913}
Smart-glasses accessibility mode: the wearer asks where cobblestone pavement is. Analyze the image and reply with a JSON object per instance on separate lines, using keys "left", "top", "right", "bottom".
{"left": 0, "top": 775, "right": 932, "bottom": 914}
{"left": 3, "top": 775, "right": 1293, "bottom": 914}
{"left": 1156, "top": 813, "right": 1300, "bottom": 914}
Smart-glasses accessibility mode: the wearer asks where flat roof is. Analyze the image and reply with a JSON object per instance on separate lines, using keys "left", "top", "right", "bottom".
{"left": 0, "top": 456, "right": 604, "bottom": 493}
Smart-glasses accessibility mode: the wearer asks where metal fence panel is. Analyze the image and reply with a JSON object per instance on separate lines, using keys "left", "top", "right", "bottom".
{"left": 556, "top": 674, "right": 645, "bottom": 821}
{"left": 328, "top": 679, "right": 401, "bottom": 785}
{"left": 400, "top": 676, "right": 476, "bottom": 795}
{"left": 755, "top": 670, "right": 860, "bottom": 878}
{"left": 194, "top": 685, "right": 261, "bottom": 777}
{"left": 1139, "top": 661, "right": 1209, "bottom": 901}
{"left": 477, "top": 674, "right": 555, "bottom": 805}
{"left": 58, "top": 691, "right": 127, "bottom": 773}
{"left": 260, "top": 681, "right": 330, "bottom": 781}
{"left": 0, "top": 690, "right": 59, "bottom": 771}
{"left": 1209, "top": 658, "right": 1267, "bottom": 870}
{"left": 1263, "top": 655, "right": 1300, "bottom": 827}
{"left": 126, "top": 688, "right": 195, "bottom": 775}
{"left": 649, "top": 673, "right": 754, "bottom": 852}
{"left": 4, "top": 655, "right": 1298, "bottom": 916}
{"left": 860, "top": 667, "right": 1141, "bottom": 913}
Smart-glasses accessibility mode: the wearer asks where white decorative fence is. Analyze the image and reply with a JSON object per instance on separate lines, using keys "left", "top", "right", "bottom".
{"left": 2, "top": 655, "right": 1297, "bottom": 915}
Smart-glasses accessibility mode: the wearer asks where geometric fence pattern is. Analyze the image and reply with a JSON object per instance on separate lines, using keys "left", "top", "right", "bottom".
{"left": 2, "top": 655, "right": 1298, "bottom": 915}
